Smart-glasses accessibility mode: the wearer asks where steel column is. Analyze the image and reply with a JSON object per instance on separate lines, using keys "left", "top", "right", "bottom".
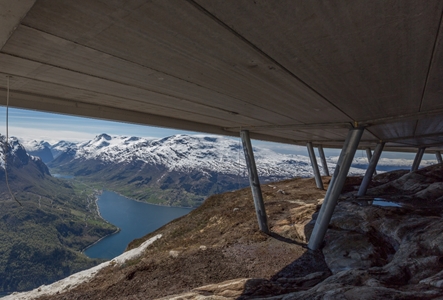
{"left": 411, "top": 147, "right": 426, "bottom": 172}
{"left": 436, "top": 151, "right": 442, "bottom": 164}
{"left": 307, "top": 142, "right": 324, "bottom": 189}
{"left": 365, "top": 147, "right": 377, "bottom": 175}
{"left": 240, "top": 130, "right": 269, "bottom": 234}
{"left": 308, "top": 127, "right": 365, "bottom": 250}
{"left": 357, "top": 142, "right": 385, "bottom": 197}
{"left": 318, "top": 145, "right": 330, "bottom": 176}
{"left": 365, "top": 147, "right": 373, "bottom": 161}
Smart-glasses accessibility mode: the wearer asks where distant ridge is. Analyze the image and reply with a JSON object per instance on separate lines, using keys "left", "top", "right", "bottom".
{"left": 47, "top": 134, "right": 355, "bottom": 207}
{"left": 24, "top": 133, "right": 435, "bottom": 207}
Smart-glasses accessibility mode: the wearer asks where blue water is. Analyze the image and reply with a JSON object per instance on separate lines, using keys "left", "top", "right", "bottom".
{"left": 372, "top": 198, "right": 402, "bottom": 207}
{"left": 84, "top": 191, "right": 192, "bottom": 259}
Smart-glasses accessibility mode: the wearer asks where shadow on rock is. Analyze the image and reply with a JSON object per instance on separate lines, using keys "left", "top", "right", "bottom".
{"left": 237, "top": 250, "right": 331, "bottom": 299}
{"left": 237, "top": 165, "right": 443, "bottom": 299}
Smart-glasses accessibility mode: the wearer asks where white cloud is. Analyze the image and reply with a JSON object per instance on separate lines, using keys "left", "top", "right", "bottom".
{"left": 2, "top": 126, "right": 95, "bottom": 143}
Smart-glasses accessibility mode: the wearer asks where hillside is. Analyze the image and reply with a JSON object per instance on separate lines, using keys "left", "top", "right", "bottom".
{"left": 12, "top": 163, "right": 443, "bottom": 299}
{"left": 0, "top": 136, "right": 116, "bottom": 293}
{"left": 48, "top": 134, "right": 367, "bottom": 207}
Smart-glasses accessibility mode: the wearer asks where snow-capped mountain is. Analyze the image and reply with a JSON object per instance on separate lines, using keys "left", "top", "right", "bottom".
{"left": 51, "top": 133, "right": 370, "bottom": 178}
{"left": 48, "top": 133, "right": 365, "bottom": 207}
{"left": 0, "top": 135, "right": 51, "bottom": 192}
{"left": 57, "top": 133, "right": 319, "bottom": 178}
{"left": 19, "top": 139, "right": 54, "bottom": 163}
{"left": 20, "top": 140, "right": 78, "bottom": 162}
{"left": 352, "top": 156, "right": 436, "bottom": 168}
{"left": 50, "top": 140, "right": 77, "bottom": 158}
{"left": 19, "top": 133, "right": 438, "bottom": 207}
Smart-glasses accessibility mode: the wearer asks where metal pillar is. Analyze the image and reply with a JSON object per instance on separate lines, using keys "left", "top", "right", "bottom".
{"left": 365, "top": 147, "right": 373, "bottom": 161}
{"left": 365, "top": 147, "right": 377, "bottom": 175}
{"left": 307, "top": 142, "right": 324, "bottom": 190}
{"left": 436, "top": 151, "right": 442, "bottom": 164}
{"left": 240, "top": 130, "right": 269, "bottom": 234}
{"left": 411, "top": 147, "right": 426, "bottom": 172}
{"left": 318, "top": 145, "right": 330, "bottom": 176}
{"left": 357, "top": 142, "right": 385, "bottom": 197}
{"left": 308, "top": 127, "right": 364, "bottom": 250}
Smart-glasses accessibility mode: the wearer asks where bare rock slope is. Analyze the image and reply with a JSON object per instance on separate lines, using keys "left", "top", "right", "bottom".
{"left": 36, "top": 164, "right": 443, "bottom": 299}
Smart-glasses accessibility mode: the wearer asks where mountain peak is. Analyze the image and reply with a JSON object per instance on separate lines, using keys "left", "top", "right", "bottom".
{"left": 0, "top": 134, "right": 50, "bottom": 176}
{"left": 97, "top": 133, "right": 112, "bottom": 141}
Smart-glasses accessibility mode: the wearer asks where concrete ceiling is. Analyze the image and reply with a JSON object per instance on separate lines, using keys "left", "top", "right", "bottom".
{"left": 0, "top": 0, "right": 442, "bottom": 152}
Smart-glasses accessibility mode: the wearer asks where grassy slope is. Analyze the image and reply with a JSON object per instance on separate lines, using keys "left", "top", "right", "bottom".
{"left": 0, "top": 175, "right": 116, "bottom": 293}
{"left": 49, "top": 159, "right": 250, "bottom": 208}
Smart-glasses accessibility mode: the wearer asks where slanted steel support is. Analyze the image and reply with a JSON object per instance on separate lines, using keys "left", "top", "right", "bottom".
{"left": 365, "top": 147, "right": 373, "bottom": 161}
{"left": 240, "top": 130, "right": 269, "bottom": 234}
{"left": 411, "top": 147, "right": 426, "bottom": 172}
{"left": 365, "top": 147, "right": 377, "bottom": 175}
{"left": 357, "top": 142, "right": 385, "bottom": 197}
{"left": 318, "top": 145, "right": 330, "bottom": 176}
{"left": 436, "top": 151, "right": 442, "bottom": 164}
{"left": 307, "top": 142, "right": 324, "bottom": 190}
{"left": 308, "top": 127, "right": 365, "bottom": 250}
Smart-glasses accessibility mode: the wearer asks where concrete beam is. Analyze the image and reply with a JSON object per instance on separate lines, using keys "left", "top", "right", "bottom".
{"left": 225, "top": 122, "right": 352, "bottom": 132}
{"left": 436, "top": 151, "right": 443, "bottom": 164}
{"left": 240, "top": 130, "right": 269, "bottom": 234}
{"left": 359, "top": 108, "right": 443, "bottom": 127}
{"left": 318, "top": 145, "right": 330, "bottom": 176}
{"left": 0, "top": 88, "right": 298, "bottom": 146}
{"left": 0, "top": 0, "right": 36, "bottom": 50}
{"left": 411, "top": 147, "right": 426, "bottom": 172}
{"left": 226, "top": 108, "right": 443, "bottom": 132}
{"left": 307, "top": 142, "right": 324, "bottom": 189}
{"left": 358, "top": 142, "right": 385, "bottom": 197}
{"left": 308, "top": 127, "right": 365, "bottom": 250}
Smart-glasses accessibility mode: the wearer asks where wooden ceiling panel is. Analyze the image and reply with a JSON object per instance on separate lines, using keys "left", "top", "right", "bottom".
{"left": 20, "top": 0, "right": 350, "bottom": 124}
{"left": 0, "top": 1, "right": 441, "bottom": 151}
{"left": 195, "top": 0, "right": 443, "bottom": 120}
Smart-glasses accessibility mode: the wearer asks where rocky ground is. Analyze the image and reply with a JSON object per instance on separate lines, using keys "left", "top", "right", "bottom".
{"left": 30, "top": 164, "right": 443, "bottom": 299}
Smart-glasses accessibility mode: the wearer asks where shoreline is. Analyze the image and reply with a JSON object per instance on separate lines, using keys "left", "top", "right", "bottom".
{"left": 81, "top": 190, "right": 193, "bottom": 256}
{"left": 81, "top": 227, "right": 121, "bottom": 254}
{"left": 81, "top": 191, "right": 120, "bottom": 254}
{"left": 51, "top": 172, "right": 198, "bottom": 209}
{"left": 111, "top": 190, "right": 196, "bottom": 209}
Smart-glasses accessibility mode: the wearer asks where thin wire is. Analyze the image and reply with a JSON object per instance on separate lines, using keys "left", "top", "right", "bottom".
{"left": 237, "top": 134, "right": 241, "bottom": 190}
{"left": 4, "top": 76, "right": 22, "bottom": 206}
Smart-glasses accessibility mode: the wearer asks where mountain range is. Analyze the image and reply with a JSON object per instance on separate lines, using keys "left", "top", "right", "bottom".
{"left": 44, "top": 134, "right": 339, "bottom": 207}
{"left": 20, "top": 133, "right": 435, "bottom": 207}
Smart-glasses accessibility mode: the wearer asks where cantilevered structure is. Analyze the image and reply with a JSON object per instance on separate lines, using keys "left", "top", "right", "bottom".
{"left": 1, "top": 1, "right": 443, "bottom": 249}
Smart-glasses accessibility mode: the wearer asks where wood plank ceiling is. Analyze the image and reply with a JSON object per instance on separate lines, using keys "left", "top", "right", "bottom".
{"left": 0, "top": 0, "right": 442, "bottom": 151}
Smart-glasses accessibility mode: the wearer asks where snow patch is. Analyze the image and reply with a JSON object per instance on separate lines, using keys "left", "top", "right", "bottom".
{"left": 4, "top": 234, "right": 162, "bottom": 300}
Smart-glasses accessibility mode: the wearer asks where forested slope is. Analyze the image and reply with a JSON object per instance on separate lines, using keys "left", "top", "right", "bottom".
{"left": 0, "top": 136, "right": 116, "bottom": 293}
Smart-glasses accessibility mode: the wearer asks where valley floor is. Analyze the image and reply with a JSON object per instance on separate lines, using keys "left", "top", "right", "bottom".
{"left": 8, "top": 164, "right": 443, "bottom": 299}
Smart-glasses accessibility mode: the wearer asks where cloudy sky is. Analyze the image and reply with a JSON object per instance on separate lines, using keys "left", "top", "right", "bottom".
{"left": 0, "top": 107, "right": 189, "bottom": 143}
{"left": 0, "top": 107, "right": 310, "bottom": 154}
{"left": 0, "top": 107, "right": 433, "bottom": 161}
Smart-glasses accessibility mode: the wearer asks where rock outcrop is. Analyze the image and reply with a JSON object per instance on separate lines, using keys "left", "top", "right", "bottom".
{"left": 160, "top": 164, "right": 443, "bottom": 299}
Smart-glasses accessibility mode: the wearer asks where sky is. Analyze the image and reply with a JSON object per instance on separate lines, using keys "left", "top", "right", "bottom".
{"left": 0, "top": 107, "right": 435, "bottom": 161}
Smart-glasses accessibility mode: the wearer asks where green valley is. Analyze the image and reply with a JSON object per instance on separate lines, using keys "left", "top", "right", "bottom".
{"left": 0, "top": 137, "right": 116, "bottom": 293}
